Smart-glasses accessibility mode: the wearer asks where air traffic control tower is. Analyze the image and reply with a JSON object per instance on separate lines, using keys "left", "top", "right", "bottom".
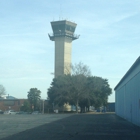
{"left": 48, "top": 20, "right": 79, "bottom": 78}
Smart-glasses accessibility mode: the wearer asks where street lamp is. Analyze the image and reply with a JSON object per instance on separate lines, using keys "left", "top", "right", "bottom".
{"left": 42, "top": 99, "right": 44, "bottom": 114}
{"left": 47, "top": 97, "right": 50, "bottom": 114}
{"left": 52, "top": 103, "right": 54, "bottom": 112}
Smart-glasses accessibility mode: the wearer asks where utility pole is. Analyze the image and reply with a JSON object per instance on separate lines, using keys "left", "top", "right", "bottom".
{"left": 42, "top": 100, "right": 44, "bottom": 114}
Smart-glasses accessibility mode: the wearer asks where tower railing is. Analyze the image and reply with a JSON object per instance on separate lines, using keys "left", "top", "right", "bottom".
{"left": 48, "top": 32, "right": 80, "bottom": 41}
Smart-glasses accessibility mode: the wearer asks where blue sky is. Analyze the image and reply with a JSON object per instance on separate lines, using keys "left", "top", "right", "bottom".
{"left": 0, "top": 0, "right": 140, "bottom": 102}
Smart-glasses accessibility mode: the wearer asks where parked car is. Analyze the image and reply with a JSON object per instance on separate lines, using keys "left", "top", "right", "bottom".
{"left": 32, "top": 111, "right": 40, "bottom": 115}
{"left": 0, "top": 110, "right": 4, "bottom": 114}
{"left": 16, "top": 111, "right": 25, "bottom": 114}
{"left": 16, "top": 111, "right": 30, "bottom": 115}
{"left": 4, "top": 110, "right": 17, "bottom": 115}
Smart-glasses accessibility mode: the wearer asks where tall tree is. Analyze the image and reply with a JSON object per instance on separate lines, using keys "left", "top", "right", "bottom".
{"left": 20, "top": 100, "right": 31, "bottom": 112}
{"left": 48, "top": 75, "right": 72, "bottom": 107}
{"left": 47, "top": 63, "right": 112, "bottom": 113}
{"left": 83, "top": 76, "right": 112, "bottom": 110}
{"left": 27, "top": 88, "right": 41, "bottom": 110}
{"left": 71, "top": 62, "right": 91, "bottom": 76}
{"left": 48, "top": 62, "right": 91, "bottom": 113}
{"left": 0, "top": 85, "right": 6, "bottom": 98}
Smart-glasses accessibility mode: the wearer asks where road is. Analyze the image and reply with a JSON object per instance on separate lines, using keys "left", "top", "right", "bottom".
{"left": 1, "top": 113, "right": 140, "bottom": 140}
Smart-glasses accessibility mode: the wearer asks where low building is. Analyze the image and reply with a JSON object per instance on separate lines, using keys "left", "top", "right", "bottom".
{"left": 106, "top": 102, "right": 115, "bottom": 112}
{"left": 0, "top": 96, "right": 26, "bottom": 111}
{"left": 114, "top": 56, "right": 140, "bottom": 126}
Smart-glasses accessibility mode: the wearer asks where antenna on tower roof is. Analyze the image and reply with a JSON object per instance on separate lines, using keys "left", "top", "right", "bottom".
{"left": 59, "top": 4, "right": 62, "bottom": 20}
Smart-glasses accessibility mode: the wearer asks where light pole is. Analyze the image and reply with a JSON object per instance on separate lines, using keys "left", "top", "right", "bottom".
{"left": 47, "top": 97, "right": 50, "bottom": 114}
{"left": 42, "top": 100, "right": 44, "bottom": 114}
{"left": 52, "top": 102, "right": 54, "bottom": 113}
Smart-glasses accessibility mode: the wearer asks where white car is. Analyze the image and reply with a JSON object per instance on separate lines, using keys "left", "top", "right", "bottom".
{"left": 4, "top": 110, "right": 17, "bottom": 115}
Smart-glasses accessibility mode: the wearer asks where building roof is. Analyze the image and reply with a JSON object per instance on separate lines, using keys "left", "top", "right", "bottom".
{"left": 0, "top": 95, "right": 17, "bottom": 99}
{"left": 6, "top": 96, "right": 17, "bottom": 99}
{"left": 51, "top": 20, "right": 77, "bottom": 26}
{"left": 114, "top": 56, "right": 140, "bottom": 90}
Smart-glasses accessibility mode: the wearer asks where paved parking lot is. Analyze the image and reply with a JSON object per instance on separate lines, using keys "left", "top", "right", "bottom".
{"left": 0, "top": 114, "right": 73, "bottom": 139}
{"left": 1, "top": 113, "right": 140, "bottom": 140}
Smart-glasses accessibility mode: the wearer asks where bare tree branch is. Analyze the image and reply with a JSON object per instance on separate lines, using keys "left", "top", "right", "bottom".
{"left": 0, "top": 85, "right": 6, "bottom": 98}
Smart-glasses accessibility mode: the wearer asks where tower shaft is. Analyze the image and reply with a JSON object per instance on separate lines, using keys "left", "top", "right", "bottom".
{"left": 55, "top": 37, "right": 72, "bottom": 77}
